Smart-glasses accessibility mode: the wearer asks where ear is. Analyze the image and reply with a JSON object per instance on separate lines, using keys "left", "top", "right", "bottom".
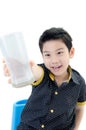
{"left": 69, "top": 47, "right": 75, "bottom": 58}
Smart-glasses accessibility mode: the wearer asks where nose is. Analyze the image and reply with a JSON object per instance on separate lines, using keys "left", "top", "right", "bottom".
{"left": 51, "top": 55, "right": 59, "bottom": 64}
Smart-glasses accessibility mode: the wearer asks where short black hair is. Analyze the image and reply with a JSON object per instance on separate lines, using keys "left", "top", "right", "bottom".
{"left": 39, "top": 27, "right": 73, "bottom": 53}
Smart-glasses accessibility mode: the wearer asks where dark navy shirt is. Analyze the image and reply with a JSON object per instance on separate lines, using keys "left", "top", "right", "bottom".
{"left": 18, "top": 64, "right": 86, "bottom": 130}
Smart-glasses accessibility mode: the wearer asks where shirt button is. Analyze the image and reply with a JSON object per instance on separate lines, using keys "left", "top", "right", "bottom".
{"left": 55, "top": 91, "right": 58, "bottom": 95}
{"left": 50, "top": 109, "right": 54, "bottom": 113}
{"left": 41, "top": 124, "right": 45, "bottom": 128}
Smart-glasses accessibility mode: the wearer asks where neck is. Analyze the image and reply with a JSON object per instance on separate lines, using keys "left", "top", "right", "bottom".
{"left": 55, "top": 71, "right": 69, "bottom": 86}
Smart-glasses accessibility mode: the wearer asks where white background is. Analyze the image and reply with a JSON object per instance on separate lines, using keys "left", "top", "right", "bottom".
{"left": 0, "top": 0, "right": 86, "bottom": 129}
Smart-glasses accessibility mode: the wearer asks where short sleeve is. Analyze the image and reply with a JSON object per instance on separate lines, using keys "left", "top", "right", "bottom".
{"left": 77, "top": 79, "right": 86, "bottom": 106}
{"left": 32, "top": 66, "right": 44, "bottom": 86}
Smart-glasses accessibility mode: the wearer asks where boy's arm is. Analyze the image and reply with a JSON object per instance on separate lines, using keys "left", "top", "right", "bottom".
{"left": 74, "top": 105, "right": 85, "bottom": 130}
{"left": 29, "top": 61, "right": 44, "bottom": 82}
{"left": 3, "top": 59, "right": 44, "bottom": 84}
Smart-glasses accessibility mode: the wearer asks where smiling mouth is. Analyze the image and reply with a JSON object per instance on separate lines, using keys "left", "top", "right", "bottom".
{"left": 51, "top": 65, "right": 62, "bottom": 70}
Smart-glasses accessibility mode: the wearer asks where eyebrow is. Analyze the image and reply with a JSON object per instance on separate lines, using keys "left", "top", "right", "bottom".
{"left": 43, "top": 48, "right": 64, "bottom": 53}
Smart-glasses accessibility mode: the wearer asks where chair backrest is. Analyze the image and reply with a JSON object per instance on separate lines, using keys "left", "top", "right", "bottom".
{"left": 11, "top": 99, "right": 27, "bottom": 130}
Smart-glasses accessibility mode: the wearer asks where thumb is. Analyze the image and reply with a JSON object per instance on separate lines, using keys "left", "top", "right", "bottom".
{"left": 29, "top": 60, "right": 37, "bottom": 68}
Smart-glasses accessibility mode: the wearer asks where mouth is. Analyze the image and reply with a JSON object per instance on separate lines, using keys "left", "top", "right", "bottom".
{"left": 51, "top": 65, "right": 62, "bottom": 71}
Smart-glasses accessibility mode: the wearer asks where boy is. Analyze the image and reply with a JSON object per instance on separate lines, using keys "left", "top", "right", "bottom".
{"left": 3, "top": 27, "right": 86, "bottom": 130}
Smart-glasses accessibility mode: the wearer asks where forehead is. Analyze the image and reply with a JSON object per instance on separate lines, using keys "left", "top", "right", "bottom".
{"left": 42, "top": 39, "right": 67, "bottom": 52}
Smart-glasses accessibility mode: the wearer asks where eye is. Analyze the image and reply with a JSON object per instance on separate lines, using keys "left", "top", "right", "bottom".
{"left": 45, "top": 53, "right": 50, "bottom": 57}
{"left": 57, "top": 51, "right": 64, "bottom": 55}
{"left": 43, "top": 53, "right": 51, "bottom": 57}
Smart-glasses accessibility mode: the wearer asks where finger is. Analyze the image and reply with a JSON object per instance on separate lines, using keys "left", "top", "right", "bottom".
{"left": 8, "top": 78, "right": 12, "bottom": 84}
{"left": 29, "top": 60, "right": 36, "bottom": 67}
{"left": 2, "top": 57, "right": 6, "bottom": 63}
{"left": 3, "top": 63, "right": 7, "bottom": 70}
{"left": 3, "top": 66, "right": 10, "bottom": 76}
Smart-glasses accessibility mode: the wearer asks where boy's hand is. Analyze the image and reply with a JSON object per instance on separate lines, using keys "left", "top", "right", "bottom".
{"left": 2, "top": 59, "right": 43, "bottom": 84}
{"left": 2, "top": 59, "right": 11, "bottom": 84}
{"left": 29, "top": 61, "right": 43, "bottom": 81}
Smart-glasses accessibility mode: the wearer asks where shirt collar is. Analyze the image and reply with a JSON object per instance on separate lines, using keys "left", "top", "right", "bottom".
{"left": 49, "top": 66, "right": 80, "bottom": 85}
{"left": 71, "top": 70, "right": 80, "bottom": 85}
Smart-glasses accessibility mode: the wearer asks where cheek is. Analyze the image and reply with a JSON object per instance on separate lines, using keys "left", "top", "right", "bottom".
{"left": 60, "top": 54, "right": 70, "bottom": 63}
{"left": 43, "top": 58, "right": 50, "bottom": 66}
{"left": 43, "top": 59, "right": 49, "bottom": 64}
{"left": 62, "top": 57, "right": 70, "bottom": 65}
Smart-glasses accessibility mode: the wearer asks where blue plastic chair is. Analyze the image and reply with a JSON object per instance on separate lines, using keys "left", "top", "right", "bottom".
{"left": 11, "top": 99, "right": 27, "bottom": 130}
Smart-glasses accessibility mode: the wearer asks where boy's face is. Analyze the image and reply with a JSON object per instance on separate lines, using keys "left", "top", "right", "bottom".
{"left": 42, "top": 39, "right": 74, "bottom": 77}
